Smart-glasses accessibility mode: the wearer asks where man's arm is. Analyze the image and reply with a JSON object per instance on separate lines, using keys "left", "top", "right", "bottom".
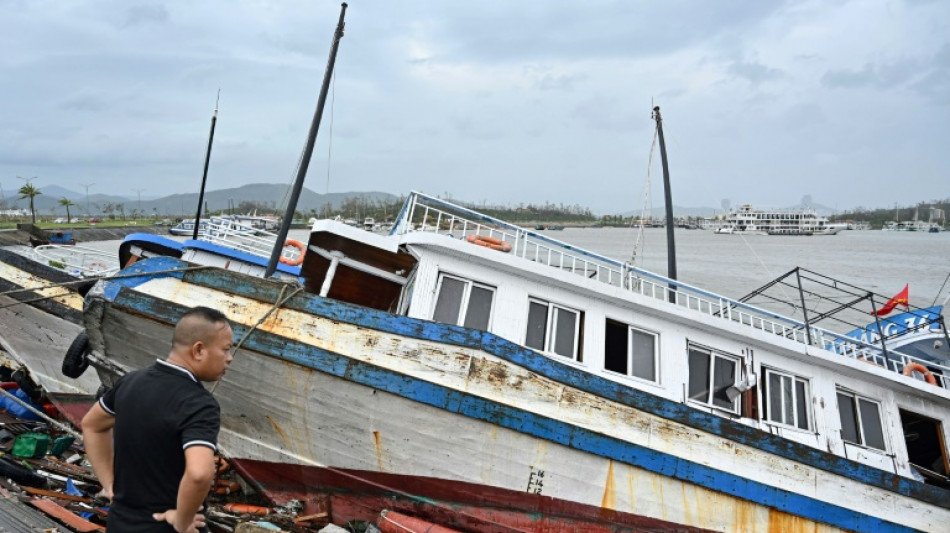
{"left": 154, "top": 445, "right": 215, "bottom": 533}
{"left": 81, "top": 402, "right": 115, "bottom": 500}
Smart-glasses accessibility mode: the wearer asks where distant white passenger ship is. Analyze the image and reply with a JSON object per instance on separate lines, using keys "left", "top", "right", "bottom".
{"left": 713, "top": 204, "right": 841, "bottom": 235}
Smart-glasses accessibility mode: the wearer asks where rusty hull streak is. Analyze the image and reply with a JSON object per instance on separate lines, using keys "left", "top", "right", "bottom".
{"left": 733, "top": 499, "right": 757, "bottom": 533}
{"left": 768, "top": 508, "right": 821, "bottom": 533}
{"left": 373, "top": 430, "right": 385, "bottom": 472}
{"left": 265, "top": 415, "right": 292, "bottom": 449}
{"left": 601, "top": 460, "right": 616, "bottom": 510}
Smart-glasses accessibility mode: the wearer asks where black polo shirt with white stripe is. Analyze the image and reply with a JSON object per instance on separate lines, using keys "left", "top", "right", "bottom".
{"left": 99, "top": 360, "right": 220, "bottom": 532}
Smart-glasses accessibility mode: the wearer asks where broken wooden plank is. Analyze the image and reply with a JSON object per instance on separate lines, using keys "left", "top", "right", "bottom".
{"left": 24, "top": 485, "right": 92, "bottom": 503}
{"left": 30, "top": 498, "right": 104, "bottom": 532}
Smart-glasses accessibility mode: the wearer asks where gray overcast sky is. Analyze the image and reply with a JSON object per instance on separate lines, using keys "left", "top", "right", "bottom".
{"left": 1, "top": 0, "right": 947, "bottom": 214}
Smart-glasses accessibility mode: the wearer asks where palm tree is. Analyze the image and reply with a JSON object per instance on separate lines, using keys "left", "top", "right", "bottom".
{"left": 17, "top": 183, "right": 41, "bottom": 224}
{"left": 59, "top": 197, "right": 76, "bottom": 223}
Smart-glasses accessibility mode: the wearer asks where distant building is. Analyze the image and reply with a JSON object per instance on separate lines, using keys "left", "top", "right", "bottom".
{"left": 0, "top": 208, "right": 31, "bottom": 218}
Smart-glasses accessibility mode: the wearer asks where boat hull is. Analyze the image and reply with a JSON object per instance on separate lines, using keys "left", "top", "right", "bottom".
{"left": 229, "top": 459, "right": 725, "bottom": 533}
{"left": 0, "top": 249, "right": 100, "bottom": 395}
{"left": 82, "top": 257, "right": 948, "bottom": 532}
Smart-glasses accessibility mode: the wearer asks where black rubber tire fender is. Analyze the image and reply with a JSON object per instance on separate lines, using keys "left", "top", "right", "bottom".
{"left": 0, "top": 455, "right": 47, "bottom": 488}
{"left": 62, "top": 331, "right": 91, "bottom": 379}
{"left": 11, "top": 369, "right": 43, "bottom": 403}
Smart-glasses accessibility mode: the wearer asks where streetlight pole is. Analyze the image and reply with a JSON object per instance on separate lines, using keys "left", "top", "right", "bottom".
{"left": 133, "top": 188, "right": 145, "bottom": 218}
{"left": 79, "top": 182, "right": 95, "bottom": 215}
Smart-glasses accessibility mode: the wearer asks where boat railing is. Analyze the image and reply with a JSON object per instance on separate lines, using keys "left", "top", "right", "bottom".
{"left": 200, "top": 218, "right": 283, "bottom": 259}
{"left": 32, "top": 244, "right": 120, "bottom": 277}
{"left": 395, "top": 191, "right": 950, "bottom": 390}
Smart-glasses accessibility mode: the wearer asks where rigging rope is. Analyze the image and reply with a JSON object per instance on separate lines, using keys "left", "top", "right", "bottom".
{"left": 933, "top": 270, "right": 950, "bottom": 307}
{"left": 209, "top": 282, "right": 303, "bottom": 394}
{"left": 629, "top": 126, "right": 658, "bottom": 267}
{"left": 324, "top": 67, "right": 337, "bottom": 217}
{"left": 735, "top": 232, "right": 799, "bottom": 306}
{"left": 278, "top": 146, "right": 307, "bottom": 216}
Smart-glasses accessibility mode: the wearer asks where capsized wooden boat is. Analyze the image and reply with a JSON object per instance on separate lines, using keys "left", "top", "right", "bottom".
{"left": 76, "top": 192, "right": 950, "bottom": 532}
{"left": 0, "top": 248, "right": 100, "bottom": 395}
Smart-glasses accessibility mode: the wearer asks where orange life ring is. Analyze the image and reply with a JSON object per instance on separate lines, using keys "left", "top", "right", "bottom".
{"left": 466, "top": 234, "right": 512, "bottom": 253}
{"left": 902, "top": 362, "right": 938, "bottom": 386}
{"left": 279, "top": 239, "right": 306, "bottom": 266}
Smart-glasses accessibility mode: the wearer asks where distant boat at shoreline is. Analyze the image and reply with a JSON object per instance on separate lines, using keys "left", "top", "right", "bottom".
{"left": 710, "top": 204, "right": 841, "bottom": 235}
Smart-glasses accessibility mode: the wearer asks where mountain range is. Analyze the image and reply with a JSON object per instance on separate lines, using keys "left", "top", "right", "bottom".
{"left": 1, "top": 183, "right": 399, "bottom": 217}
{"left": 2, "top": 184, "right": 837, "bottom": 218}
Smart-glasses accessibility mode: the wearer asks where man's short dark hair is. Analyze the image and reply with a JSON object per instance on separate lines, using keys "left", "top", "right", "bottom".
{"left": 172, "top": 307, "right": 230, "bottom": 348}
{"left": 179, "top": 306, "right": 229, "bottom": 325}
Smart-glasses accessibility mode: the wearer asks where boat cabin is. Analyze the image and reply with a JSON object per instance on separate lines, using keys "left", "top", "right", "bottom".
{"left": 291, "top": 192, "right": 950, "bottom": 488}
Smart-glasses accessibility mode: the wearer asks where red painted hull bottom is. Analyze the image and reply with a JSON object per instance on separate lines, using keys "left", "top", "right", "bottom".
{"left": 230, "top": 458, "right": 714, "bottom": 533}
{"left": 46, "top": 393, "right": 95, "bottom": 429}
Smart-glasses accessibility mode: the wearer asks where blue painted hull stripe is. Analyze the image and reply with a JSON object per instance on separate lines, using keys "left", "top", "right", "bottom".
{"left": 96, "top": 257, "right": 948, "bottom": 509}
{"left": 107, "top": 288, "right": 918, "bottom": 533}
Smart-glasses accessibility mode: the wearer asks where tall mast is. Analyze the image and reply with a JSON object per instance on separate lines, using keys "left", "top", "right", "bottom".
{"left": 265, "top": 3, "right": 348, "bottom": 278}
{"left": 193, "top": 90, "right": 220, "bottom": 240}
{"left": 652, "top": 106, "right": 677, "bottom": 300}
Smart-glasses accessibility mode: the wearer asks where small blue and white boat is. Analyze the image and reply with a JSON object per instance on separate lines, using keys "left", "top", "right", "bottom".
{"left": 168, "top": 219, "right": 205, "bottom": 236}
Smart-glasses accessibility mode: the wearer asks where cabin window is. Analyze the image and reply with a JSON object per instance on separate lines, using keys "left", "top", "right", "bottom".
{"left": 836, "top": 389, "right": 886, "bottom": 451}
{"left": 687, "top": 344, "right": 739, "bottom": 413}
{"left": 525, "top": 298, "right": 583, "bottom": 361}
{"left": 604, "top": 319, "right": 658, "bottom": 382}
{"left": 900, "top": 409, "right": 950, "bottom": 486}
{"left": 432, "top": 274, "right": 495, "bottom": 331}
{"left": 761, "top": 368, "right": 810, "bottom": 430}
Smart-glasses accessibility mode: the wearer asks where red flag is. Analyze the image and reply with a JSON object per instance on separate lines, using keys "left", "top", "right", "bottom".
{"left": 873, "top": 284, "right": 909, "bottom": 316}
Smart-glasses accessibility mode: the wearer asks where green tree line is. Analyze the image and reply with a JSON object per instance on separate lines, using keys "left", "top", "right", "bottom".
{"left": 831, "top": 198, "right": 949, "bottom": 228}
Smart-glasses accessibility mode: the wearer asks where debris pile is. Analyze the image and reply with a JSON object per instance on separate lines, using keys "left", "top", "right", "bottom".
{"left": 0, "top": 370, "right": 461, "bottom": 533}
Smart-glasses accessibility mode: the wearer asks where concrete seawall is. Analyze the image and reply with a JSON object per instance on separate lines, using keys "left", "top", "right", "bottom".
{"left": 0, "top": 225, "right": 171, "bottom": 247}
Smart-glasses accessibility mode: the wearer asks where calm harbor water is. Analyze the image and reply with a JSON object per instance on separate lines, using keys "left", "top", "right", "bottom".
{"left": 557, "top": 227, "right": 950, "bottom": 307}
{"left": 77, "top": 227, "right": 950, "bottom": 310}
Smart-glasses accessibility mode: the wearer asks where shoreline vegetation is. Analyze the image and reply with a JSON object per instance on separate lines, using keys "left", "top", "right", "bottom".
{"left": 1, "top": 194, "right": 948, "bottom": 231}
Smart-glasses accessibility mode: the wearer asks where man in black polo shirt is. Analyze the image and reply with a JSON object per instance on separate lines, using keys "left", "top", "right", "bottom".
{"left": 83, "top": 306, "right": 234, "bottom": 533}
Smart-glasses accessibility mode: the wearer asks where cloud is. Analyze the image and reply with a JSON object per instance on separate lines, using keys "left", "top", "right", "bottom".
{"left": 523, "top": 65, "right": 586, "bottom": 92}
{"left": 570, "top": 96, "right": 635, "bottom": 131}
{"left": 450, "top": 115, "right": 503, "bottom": 140}
{"left": 911, "top": 43, "right": 950, "bottom": 104}
{"left": 821, "top": 44, "right": 950, "bottom": 105}
{"left": 821, "top": 64, "right": 878, "bottom": 88}
{"left": 822, "top": 58, "right": 923, "bottom": 89}
{"left": 58, "top": 92, "right": 109, "bottom": 112}
{"left": 726, "top": 60, "right": 784, "bottom": 85}
{"left": 1, "top": 0, "right": 948, "bottom": 215}
{"left": 118, "top": 4, "right": 169, "bottom": 29}
{"left": 380, "top": 1, "right": 785, "bottom": 66}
